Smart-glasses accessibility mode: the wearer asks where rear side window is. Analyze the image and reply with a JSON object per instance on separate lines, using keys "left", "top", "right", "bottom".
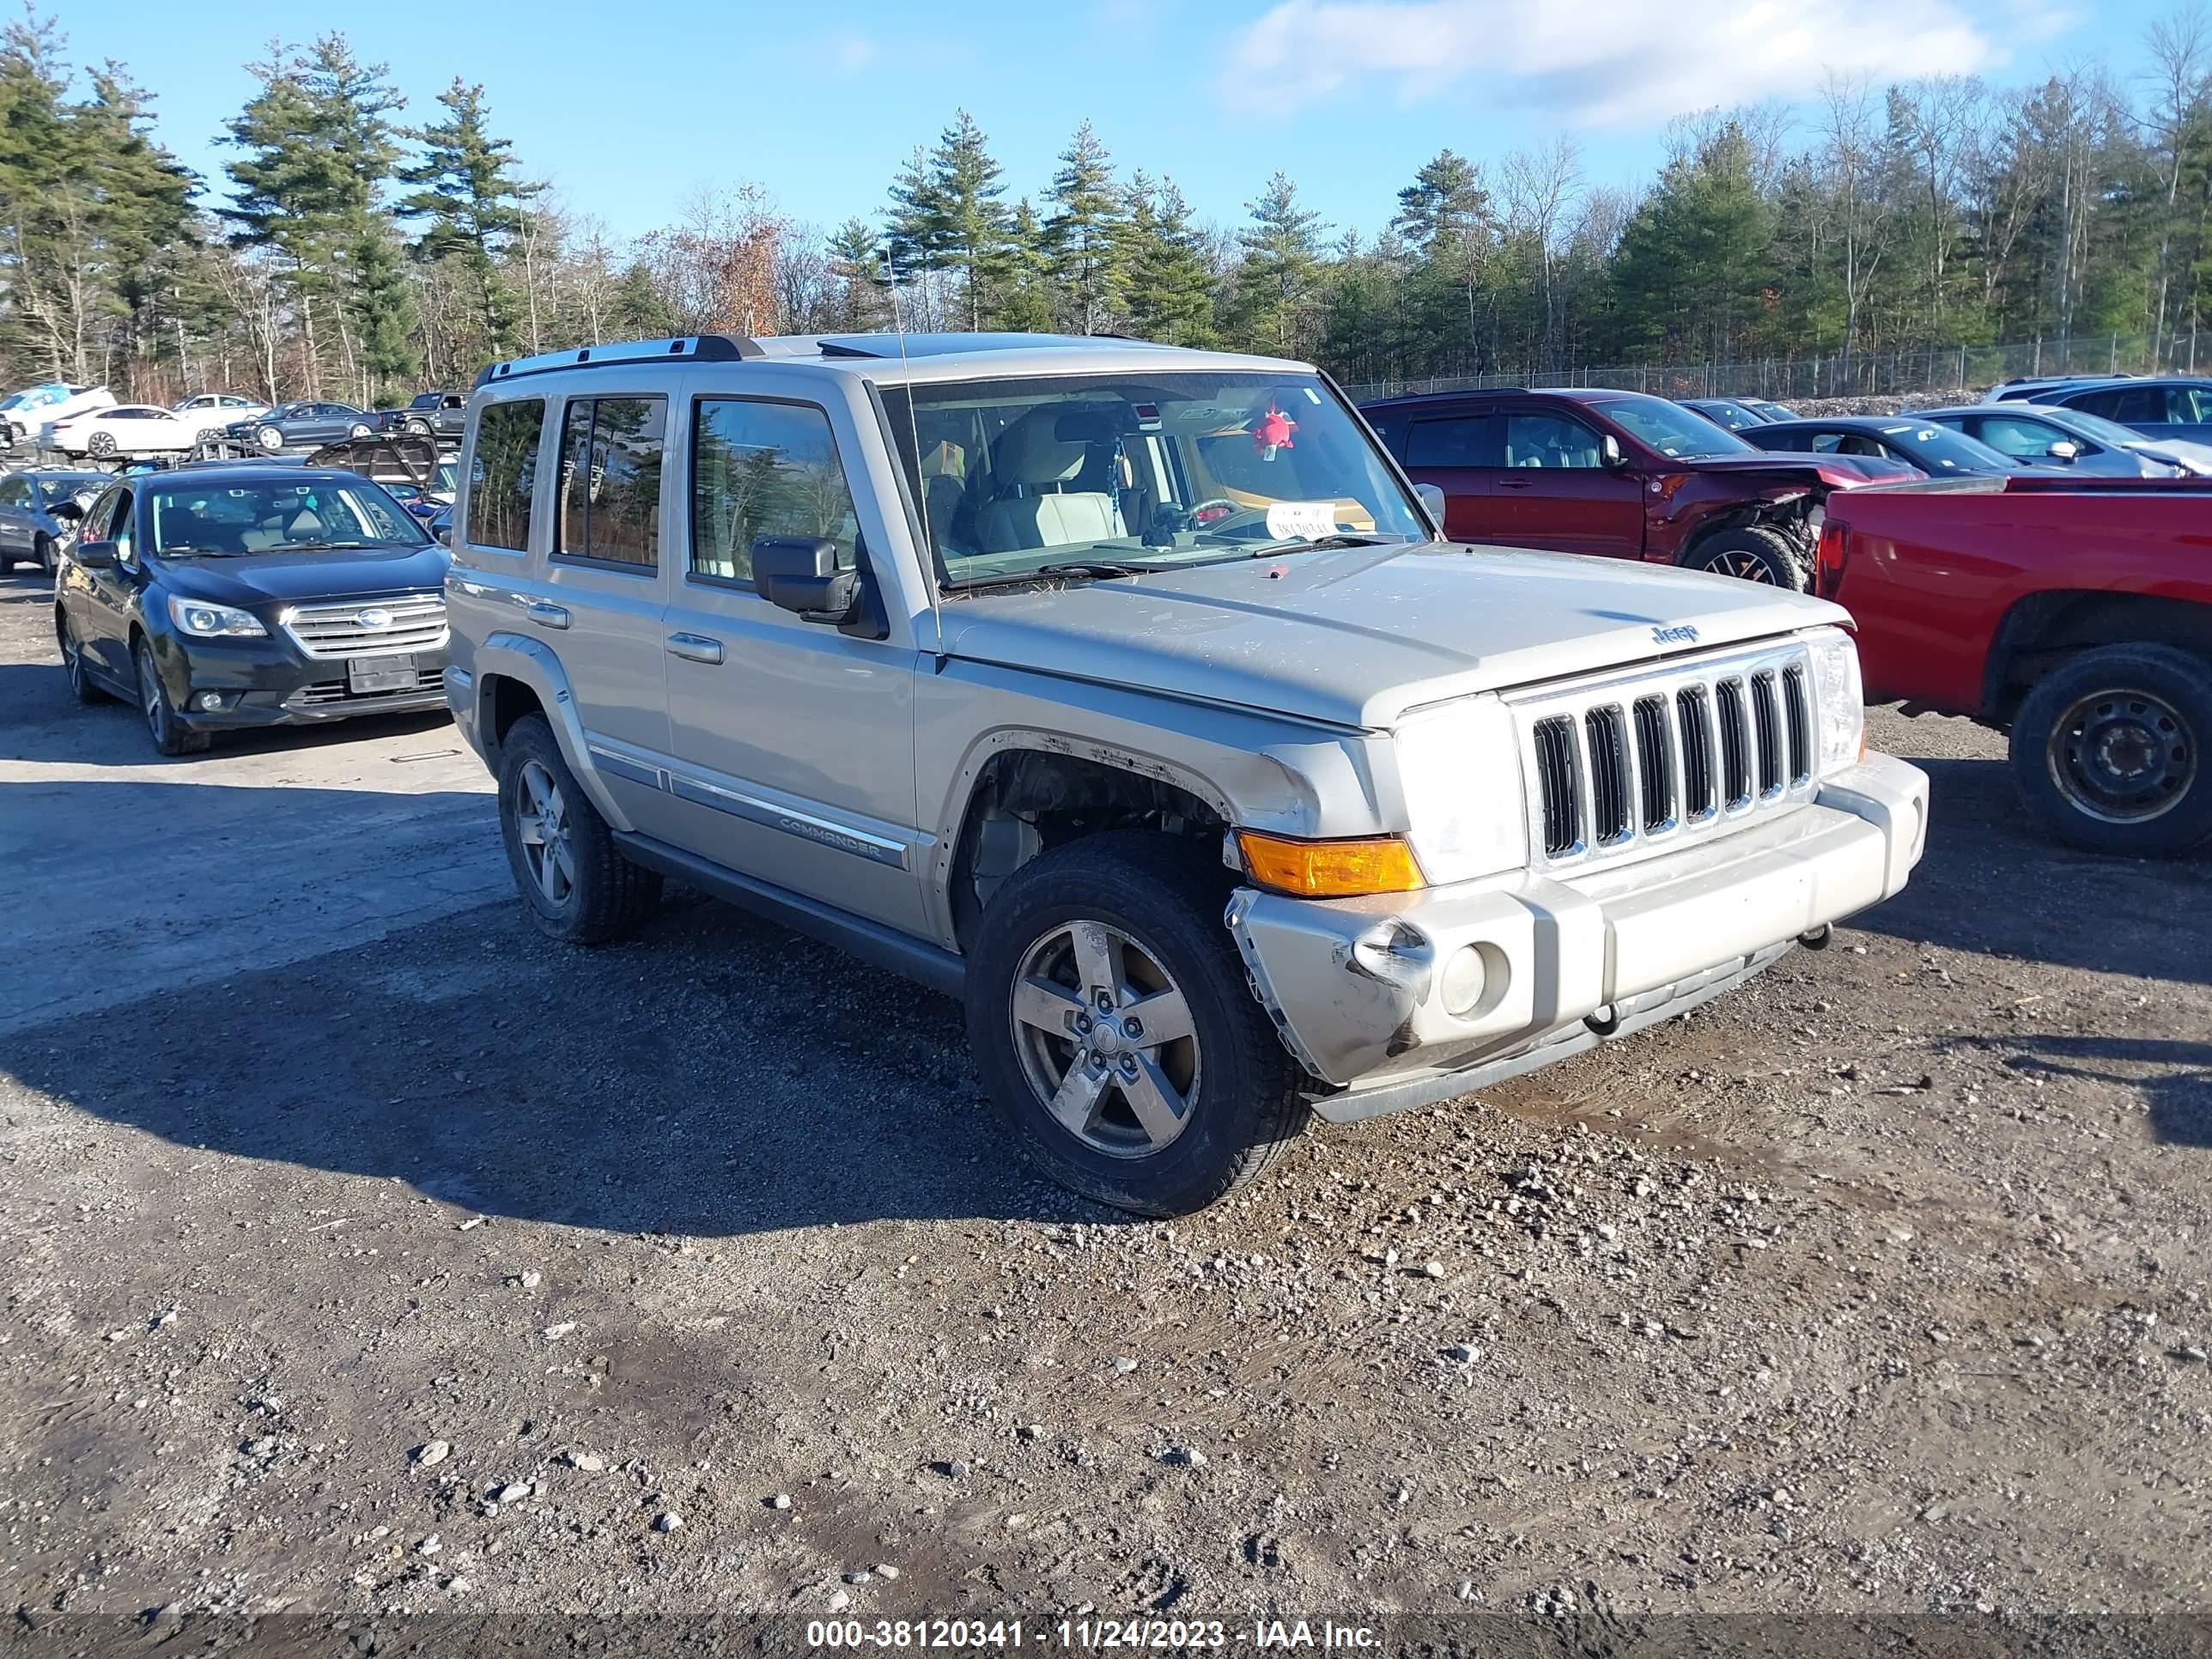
{"left": 465, "top": 398, "right": 545, "bottom": 553}
{"left": 2079, "top": 386, "right": 2164, "bottom": 424}
{"left": 1504, "top": 412, "right": 1603, "bottom": 468}
{"left": 690, "top": 398, "right": 860, "bottom": 583}
{"left": 1405, "top": 415, "right": 1498, "bottom": 468}
{"left": 557, "top": 396, "right": 666, "bottom": 569}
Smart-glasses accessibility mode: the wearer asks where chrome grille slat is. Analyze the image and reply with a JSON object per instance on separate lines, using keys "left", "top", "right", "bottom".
{"left": 289, "top": 668, "right": 446, "bottom": 708}
{"left": 1511, "top": 641, "right": 1822, "bottom": 873}
{"left": 283, "top": 593, "right": 448, "bottom": 659}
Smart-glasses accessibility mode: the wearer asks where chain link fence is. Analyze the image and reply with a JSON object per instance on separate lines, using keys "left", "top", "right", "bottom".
{"left": 1339, "top": 330, "right": 2208, "bottom": 405}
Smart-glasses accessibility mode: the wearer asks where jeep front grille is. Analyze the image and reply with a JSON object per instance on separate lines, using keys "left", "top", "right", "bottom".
{"left": 1511, "top": 641, "right": 1817, "bottom": 871}
{"left": 282, "top": 593, "right": 447, "bottom": 659}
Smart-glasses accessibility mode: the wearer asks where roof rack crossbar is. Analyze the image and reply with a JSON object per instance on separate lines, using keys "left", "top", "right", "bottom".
{"left": 472, "top": 334, "right": 765, "bottom": 388}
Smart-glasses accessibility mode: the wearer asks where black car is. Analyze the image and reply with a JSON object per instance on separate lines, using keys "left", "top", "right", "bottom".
{"left": 1679, "top": 396, "right": 1796, "bottom": 432}
{"left": 1742, "top": 415, "right": 2019, "bottom": 477}
{"left": 376, "top": 391, "right": 466, "bottom": 440}
{"left": 222, "top": 400, "right": 375, "bottom": 453}
{"left": 52, "top": 465, "right": 450, "bottom": 755}
{"left": 0, "top": 467, "right": 110, "bottom": 574}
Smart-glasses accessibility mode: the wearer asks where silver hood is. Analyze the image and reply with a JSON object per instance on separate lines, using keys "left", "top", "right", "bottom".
{"left": 940, "top": 542, "right": 1850, "bottom": 729}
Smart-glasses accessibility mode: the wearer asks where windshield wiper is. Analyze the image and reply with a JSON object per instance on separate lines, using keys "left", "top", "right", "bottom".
{"left": 1247, "top": 533, "right": 1402, "bottom": 556}
{"left": 1030, "top": 560, "right": 1152, "bottom": 580}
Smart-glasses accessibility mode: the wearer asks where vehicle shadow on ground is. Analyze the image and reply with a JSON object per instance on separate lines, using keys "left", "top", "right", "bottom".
{"left": 0, "top": 657, "right": 455, "bottom": 767}
{"left": 0, "top": 875, "right": 1121, "bottom": 1237}
{"left": 1850, "top": 755, "right": 2212, "bottom": 987}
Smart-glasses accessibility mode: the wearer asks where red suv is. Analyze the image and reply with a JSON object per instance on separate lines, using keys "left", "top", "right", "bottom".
{"left": 1363, "top": 387, "right": 1907, "bottom": 588}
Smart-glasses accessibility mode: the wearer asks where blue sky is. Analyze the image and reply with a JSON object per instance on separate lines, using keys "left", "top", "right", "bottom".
{"left": 64, "top": 0, "right": 2178, "bottom": 246}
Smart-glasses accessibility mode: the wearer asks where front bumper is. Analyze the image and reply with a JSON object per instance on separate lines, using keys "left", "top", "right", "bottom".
{"left": 1227, "top": 752, "right": 1929, "bottom": 1121}
{"left": 157, "top": 633, "right": 451, "bottom": 730}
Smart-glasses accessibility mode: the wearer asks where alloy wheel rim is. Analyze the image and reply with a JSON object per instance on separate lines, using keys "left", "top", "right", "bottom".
{"left": 1707, "top": 550, "right": 1776, "bottom": 583}
{"left": 2046, "top": 687, "right": 2197, "bottom": 824}
{"left": 514, "top": 759, "right": 576, "bottom": 907}
{"left": 1009, "top": 919, "right": 1200, "bottom": 1159}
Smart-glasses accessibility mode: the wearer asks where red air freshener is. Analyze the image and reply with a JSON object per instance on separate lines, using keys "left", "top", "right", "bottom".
{"left": 1253, "top": 401, "right": 1297, "bottom": 458}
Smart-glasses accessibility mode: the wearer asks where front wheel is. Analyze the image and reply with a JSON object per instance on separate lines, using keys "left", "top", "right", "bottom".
{"left": 496, "top": 714, "right": 662, "bottom": 943}
{"left": 1682, "top": 524, "right": 1808, "bottom": 590}
{"left": 35, "top": 532, "right": 55, "bottom": 574}
{"left": 964, "top": 830, "right": 1308, "bottom": 1217}
{"left": 88, "top": 431, "right": 118, "bottom": 459}
{"left": 134, "top": 636, "right": 210, "bottom": 756}
{"left": 2009, "top": 644, "right": 2212, "bottom": 857}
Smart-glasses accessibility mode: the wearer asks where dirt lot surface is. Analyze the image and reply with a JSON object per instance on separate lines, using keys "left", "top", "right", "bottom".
{"left": 2, "top": 559, "right": 2208, "bottom": 1632}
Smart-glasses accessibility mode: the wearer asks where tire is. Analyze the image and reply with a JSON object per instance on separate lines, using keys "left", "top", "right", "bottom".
{"left": 963, "top": 830, "right": 1309, "bottom": 1217}
{"left": 496, "top": 714, "right": 663, "bottom": 944}
{"left": 58, "top": 611, "right": 106, "bottom": 705}
{"left": 87, "top": 430, "right": 118, "bottom": 459}
{"left": 134, "top": 636, "right": 210, "bottom": 756}
{"left": 349, "top": 422, "right": 372, "bottom": 439}
{"left": 1683, "top": 524, "right": 1808, "bottom": 590}
{"left": 35, "top": 532, "right": 55, "bottom": 574}
{"left": 258, "top": 428, "right": 283, "bottom": 451}
{"left": 406, "top": 419, "right": 431, "bottom": 436}
{"left": 2008, "top": 643, "right": 2212, "bottom": 858}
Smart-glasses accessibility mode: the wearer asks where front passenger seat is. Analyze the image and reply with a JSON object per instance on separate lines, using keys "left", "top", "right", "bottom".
{"left": 978, "top": 414, "right": 1121, "bottom": 552}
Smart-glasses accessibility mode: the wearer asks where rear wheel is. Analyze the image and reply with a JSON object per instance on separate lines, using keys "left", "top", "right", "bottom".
{"left": 1683, "top": 524, "right": 1808, "bottom": 590}
{"left": 349, "top": 422, "right": 372, "bottom": 439}
{"left": 496, "top": 714, "right": 662, "bottom": 943}
{"left": 134, "top": 636, "right": 210, "bottom": 756}
{"left": 58, "top": 611, "right": 106, "bottom": 705}
{"left": 2009, "top": 643, "right": 2212, "bottom": 857}
{"left": 964, "top": 830, "right": 1308, "bottom": 1216}
{"left": 88, "top": 430, "right": 118, "bottom": 459}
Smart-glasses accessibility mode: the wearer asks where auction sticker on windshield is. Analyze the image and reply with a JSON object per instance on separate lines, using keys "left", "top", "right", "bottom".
{"left": 1264, "top": 501, "right": 1337, "bottom": 540}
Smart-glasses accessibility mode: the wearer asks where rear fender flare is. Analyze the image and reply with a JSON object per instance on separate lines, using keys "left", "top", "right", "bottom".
{"left": 472, "top": 632, "right": 634, "bottom": 832}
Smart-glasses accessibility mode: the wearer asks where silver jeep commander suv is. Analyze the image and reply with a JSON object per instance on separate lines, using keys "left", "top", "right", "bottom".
{"left": 444, "top": 332, "right": 1928, "bottom": 1216}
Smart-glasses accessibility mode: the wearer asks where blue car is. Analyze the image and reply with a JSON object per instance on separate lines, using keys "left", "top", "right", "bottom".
{"left": 1741, "top": 415, "right": 2019, "bottom": 477}
{"left": 1985, "top": 375, "right": 2212, "bottom": 448}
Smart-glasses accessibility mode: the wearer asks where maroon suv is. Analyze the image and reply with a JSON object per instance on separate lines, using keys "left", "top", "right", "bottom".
{"left": 1362, "top": 387, "right": 1913, "bottom": 588}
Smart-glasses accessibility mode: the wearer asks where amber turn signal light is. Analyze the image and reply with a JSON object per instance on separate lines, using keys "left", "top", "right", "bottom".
{"left": 1236, "top": 830, "right": 1425, "bottom": 897}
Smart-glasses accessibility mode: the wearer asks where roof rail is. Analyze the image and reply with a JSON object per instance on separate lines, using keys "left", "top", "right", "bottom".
{"left": 472, "top": 334, "right": 765, "bottom": 389}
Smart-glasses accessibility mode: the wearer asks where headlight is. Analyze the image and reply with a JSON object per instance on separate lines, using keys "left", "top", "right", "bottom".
{"left": 1391, "top": 694, "right": 1525, "bottom": 884}
{"left": 1806, "top": 629, "right": 1865, "bottom": 775}
{"left": 167, "top": 596, "right": 267, "bottom": 637}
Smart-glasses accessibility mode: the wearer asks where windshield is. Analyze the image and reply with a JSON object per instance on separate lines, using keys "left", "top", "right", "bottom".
{"left": 1880, "top": 424, "right": 2009, "bottom": 473}
{"left": 1591, "top": 394, "right": 1754, "bottom": 459}
{"left": 880, "top": 370, "right": 1429, "bottom": 587}
{"left": 40, "top": 476, "right": 107, "bottom": 507}
{"left": 144, "top": 478, "right": 431, "bottom": 556}
{"left": 2039, "top": 409, "right": 2149, "bottom": 448}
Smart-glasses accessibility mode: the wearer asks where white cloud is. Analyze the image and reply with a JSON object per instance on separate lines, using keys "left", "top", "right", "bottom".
{"left": 826, "top": 28, "right": 878, "bottom": 75}
{"left": 1221, "top": 0, "right": 2015, "bottom": 124}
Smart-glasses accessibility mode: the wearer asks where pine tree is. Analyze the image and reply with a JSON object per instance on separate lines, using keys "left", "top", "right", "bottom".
{"left": 1044, "top": 121, "right": 1125, "bottom": 333}
{"left": 351, "top": 222, "right": 418, "bottom": 391}
{"left": 398, "top": 79, "right": 541, "bottom": 361}
{"left": 998, "top": 200, "right": 1057, "bottom": 332}
{"left": 1119, "top": 174, "right": 1216, "bottom": 347}
{"left": 884, "top": 112, "right": 1012, "bottom": 331}
{"left": 1226, "top": 172, "right": 1325, "bottom": 355}
{"left": 825, "top": 218, "right": 890, "bottom": 331}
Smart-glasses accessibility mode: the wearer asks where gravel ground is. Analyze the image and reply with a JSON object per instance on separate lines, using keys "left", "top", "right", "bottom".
{"left": 1, "top": 562, "right": 2208, "bottom": 1629}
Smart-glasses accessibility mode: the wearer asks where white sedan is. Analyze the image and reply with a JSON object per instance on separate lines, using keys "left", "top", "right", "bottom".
{"left": 49, "top": 404, "right": 198, "bottom": 459}
{"left": 172, "top": 392, "right": 270, "bottom": 432}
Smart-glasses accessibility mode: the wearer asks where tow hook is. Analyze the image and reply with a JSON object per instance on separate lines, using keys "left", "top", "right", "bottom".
{"left": 1584, "top": 1005, "right": 1620, "bottom": 1037}
{"left": 1799, "top": 924, "right": 1833, "bottom": 951}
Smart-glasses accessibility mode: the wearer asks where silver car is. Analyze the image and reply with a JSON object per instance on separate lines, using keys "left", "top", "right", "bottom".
{"left": 0, "top": 468, "right": 109, "bottom": 574}
{"left": 1922, "top": 403, "right": 2212, "bottom": 477}
{"left": 442, "top": 333, "right": 1928, "bottom": 1215}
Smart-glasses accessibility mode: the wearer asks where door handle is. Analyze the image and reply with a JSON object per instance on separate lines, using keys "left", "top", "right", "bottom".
{"left": 526, "top": 601, "right": 571, "bottom": 629}
{"left": 665, "top": 632, "right": 724, "bottom": 665}
{"left": 1498, "top": 477, "right": 1535, "bottom": 489}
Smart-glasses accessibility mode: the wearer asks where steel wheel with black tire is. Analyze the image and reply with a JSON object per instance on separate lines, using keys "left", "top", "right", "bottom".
{"left": 1683, "top": 524, "right": 1808, "bottom": 590}
{"left": 58, "top": 611, "right": 106, "bottom": 705}
{"left": 134, "top": 636, "right": 210, "bottom": 756}
{"left": 2009, "top": 643, "right": 2212, "bottom": 857}
{"left": 964, "top": 830, "right": 1309, "bottom": 1217}
{"left": 496, "top": 714, "right": 663, "bottom": 944}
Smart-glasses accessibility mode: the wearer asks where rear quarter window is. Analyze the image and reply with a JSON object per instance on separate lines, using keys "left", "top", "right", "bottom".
{"left": 465, "top": 398, "right": 546, "bottom": 553}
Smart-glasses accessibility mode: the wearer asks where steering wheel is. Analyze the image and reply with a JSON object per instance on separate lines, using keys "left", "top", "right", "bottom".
{"left": 1187, "top": 499, "right": 1275, "bottom": 539}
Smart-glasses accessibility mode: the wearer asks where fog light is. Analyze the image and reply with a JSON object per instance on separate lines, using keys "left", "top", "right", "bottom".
{"left": 195, "top": 691, "right": 225, "bottom": 711}
{"left": 1439, "top": 945, "right": 1486, "bottom": 1016}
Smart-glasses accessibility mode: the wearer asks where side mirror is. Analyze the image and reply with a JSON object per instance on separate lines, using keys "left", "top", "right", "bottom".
{"left": 73, "top": 540, "right": 118, "bottom": 569}
{"left": 47, "top": 500, "right": 86, "bottom": 524}
{"left": 1601, "top": 433, "right": 1626, "bottom": 469}
{"left": 1413, "top": 482, "right": 1447, "bottom": 536}
{"left": 2046, "top": 440, "right": 2081, "bottom": 461}
{"left": 753, "top": 535, "right": 859, "bottom": 623}
{"left": 434, "top": 526, "right": 453, "bottom": 546}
